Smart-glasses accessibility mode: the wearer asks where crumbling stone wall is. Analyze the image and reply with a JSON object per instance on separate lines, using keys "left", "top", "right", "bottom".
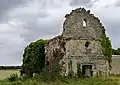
{"left": 62, "top": 8, "right": 105, "bottom": 40}
{"left": 44, "top": 36, "right": 66, "bottom": 73}
{"left": 45, "top": 8, "right": 109, "bottom": 77}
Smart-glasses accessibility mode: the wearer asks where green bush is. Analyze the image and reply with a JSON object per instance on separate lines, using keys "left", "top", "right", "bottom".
{"left": 7, "top": 73, "right": 19, "bottom": 82}
{"left": 21, "top": 39, "right": 48, "bottom": 77}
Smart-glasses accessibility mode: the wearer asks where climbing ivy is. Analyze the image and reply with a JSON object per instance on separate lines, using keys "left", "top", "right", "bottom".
{"left": 21, "top": 39, "right": 48, "bottom": 77}
{"left": 77, "top": 62, "right": 81, "bottom": 78}
{"left": 68, "top": 56, "right": 74, "bottom": 77}
{"left": 101, "top": 37, "right": 112, "bottom": 67}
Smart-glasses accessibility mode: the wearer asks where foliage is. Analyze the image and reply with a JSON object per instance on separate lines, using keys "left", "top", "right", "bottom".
{"left": 21, "top": 39, "right": 48, "bottom": 77}
{"left": 101, "top": 37, "right": 112, "bottom": 66}
{"left": 68, "top": 57, "right": 74, "bottom": 77}
{"left": 112, "top": 48, "right": 120, "bottom": 55}
{"left": 7, "top": 73, "right": 19, "bottom": 82}
{"left": 77, "top": 63, "right": 82, "bottom": 78}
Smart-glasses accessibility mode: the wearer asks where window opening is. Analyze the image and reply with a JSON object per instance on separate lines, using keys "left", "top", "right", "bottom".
{"left": 83, "top": 19, "right": 87, "bottom": 27}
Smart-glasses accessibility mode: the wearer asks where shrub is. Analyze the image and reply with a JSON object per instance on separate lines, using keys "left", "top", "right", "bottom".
{"left": 7, "top": 73, "right": 19, "bottom": 82}
{"left": 21, "top": 39, "right": 48, "bottom": 77}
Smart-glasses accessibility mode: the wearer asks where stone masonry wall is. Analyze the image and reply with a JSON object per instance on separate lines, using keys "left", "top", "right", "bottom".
{"left": 62, "top": 8, "right": 105, "bottom": 40}
{"left": 44, "top": 36, "right": 66, "bottom": 73}
{"left": 44, "top": 7, "right": 108, "bottom": 76}
{"left": 63, "top": 39, "right": 108, "bottom": 76}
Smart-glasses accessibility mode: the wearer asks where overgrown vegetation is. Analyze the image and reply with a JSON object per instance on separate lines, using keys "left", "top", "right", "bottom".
{"left": 21, "top": 39, "right": 48, "bottom": 77}
{"left": 101, "top": 27, "right": 112, "bottom": 70}
{"left": 7, "top": 73, "right": 19, "bottom": 82}
{"left": 101, "top": 37, "right": 112, "bottom": 64}
{"left": 0, "top": 76, "right": 120, "bottom": 85}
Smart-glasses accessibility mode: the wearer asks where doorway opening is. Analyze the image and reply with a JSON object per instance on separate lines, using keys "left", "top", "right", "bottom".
{"left": 82, "top": 65, "right": 93, "bottom": 77}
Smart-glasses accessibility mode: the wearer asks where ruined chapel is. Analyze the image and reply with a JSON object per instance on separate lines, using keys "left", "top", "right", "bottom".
{"left": 45, "top": 8, "right": 109, "bottom": 77}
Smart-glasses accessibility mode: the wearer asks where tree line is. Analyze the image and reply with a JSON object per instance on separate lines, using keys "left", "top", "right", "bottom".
{"left": 0, "top": 66, "right": 21, "bottom": 70}
{"left": 112, "top": 48, "right": 120, "bottom": 55}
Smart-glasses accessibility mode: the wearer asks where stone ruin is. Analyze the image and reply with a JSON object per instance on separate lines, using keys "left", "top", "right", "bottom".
{"left": 44, "top": 8, "right": 109, "bottom": 77}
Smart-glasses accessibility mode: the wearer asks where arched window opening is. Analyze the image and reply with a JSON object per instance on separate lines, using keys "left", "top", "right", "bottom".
{"left": 83, "top": 19, "right": 87, "bottom": 27}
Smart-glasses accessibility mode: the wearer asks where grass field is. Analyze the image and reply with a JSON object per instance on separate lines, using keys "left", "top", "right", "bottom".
{"left": 0, "top": 69, "right": 20, "bottom": 80}
{"left": 0, "top": 70, "right": 120, "bottom": 85}
{"left": 0, "top": 76, "right": 120, "bottom": 85}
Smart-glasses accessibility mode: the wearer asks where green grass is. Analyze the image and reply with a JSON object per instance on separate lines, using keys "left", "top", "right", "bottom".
{"left": 0, "top": 77, "right": 120, "bottom": 85}
{"left": 0, "top": 69, "right": 20, "bottom": 80}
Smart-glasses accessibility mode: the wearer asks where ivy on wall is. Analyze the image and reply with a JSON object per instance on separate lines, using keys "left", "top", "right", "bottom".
{"left": 101, "top": 37, "right": 112, "bottom": 67}
{"left": 68, "top": 56, "right": 73, "bottom": 77}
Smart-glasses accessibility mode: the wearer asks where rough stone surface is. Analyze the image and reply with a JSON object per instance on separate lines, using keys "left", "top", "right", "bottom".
{"left": 44, "top": 36, "right": 66, "bottom": 73}
{"left": 45, "top": 8, "right": 109, "bottom": 77}
{"left": 62, "top": 8, "right": 105, "bottom": 40}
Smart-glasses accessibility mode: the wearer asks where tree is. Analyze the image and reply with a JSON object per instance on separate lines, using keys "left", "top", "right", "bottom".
{"left": 21, "top": 39, "right": 48, "bottom": 77}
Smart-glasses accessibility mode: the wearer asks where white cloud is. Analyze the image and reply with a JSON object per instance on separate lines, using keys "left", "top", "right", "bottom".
{"left": 0, "top": 0, "right": 120, "bottom": 65}
{"left": 92, "top": 0, "right": 115, "bottom": 8}
{"left": 91, "top": 5, "right": 120, "bottom": 48}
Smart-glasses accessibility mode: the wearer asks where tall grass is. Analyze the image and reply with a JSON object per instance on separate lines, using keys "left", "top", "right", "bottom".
{"left": 0, "top": 76, "right": 120, "bottom": 85}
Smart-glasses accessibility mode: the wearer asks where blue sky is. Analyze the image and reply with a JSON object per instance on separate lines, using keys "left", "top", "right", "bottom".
{"left": 0, "top": 0, "right": 120, "bottom": 65}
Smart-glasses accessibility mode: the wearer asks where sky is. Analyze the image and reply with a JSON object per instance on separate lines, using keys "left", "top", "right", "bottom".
{"left": 0, "top": 0, "right": 120, "bottom": 66}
